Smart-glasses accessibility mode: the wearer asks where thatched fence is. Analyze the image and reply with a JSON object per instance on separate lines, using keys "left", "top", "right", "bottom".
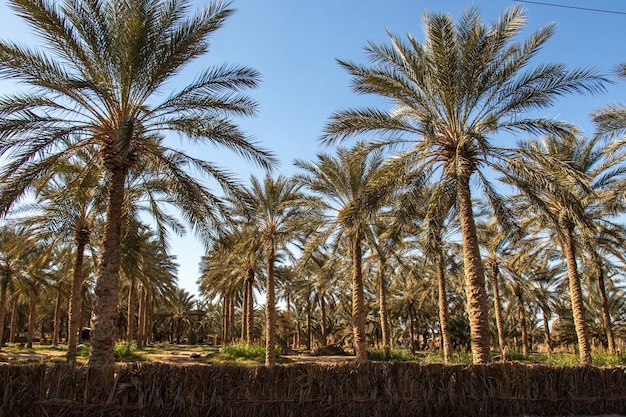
{"left": 1, "top": 362, "right": 626, "bottom": 416}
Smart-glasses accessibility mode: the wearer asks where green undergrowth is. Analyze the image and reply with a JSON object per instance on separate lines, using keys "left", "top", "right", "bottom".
{"left": 367, "top": 348, "right": 417, "bottom": 362}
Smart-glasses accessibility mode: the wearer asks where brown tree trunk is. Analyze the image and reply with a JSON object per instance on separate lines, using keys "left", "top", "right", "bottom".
{"left": 306, "top": 301, "right": 312, "bottom": 351}
{"left": 515, "top": 286, "right": 529, "bottom": 357}
{"left": 126, "top": 279, "right": 136, "bottom": 345}
{"left": 68, "top": 233, "right": 88, "bottom": 364}
{"left": 9, "top": 294, "right": 19, "bottom": 343}
{"left": 541, "top": 305, "right": 552, "bottom": 354}
{"left": 265, "top": 241, "right": 277, "bottom": 366}
{"left": 561, "top": 217, "right": 592, "bottom": 365}
{"left": 320, "top": 296, "right": 327, "bottom": 346}
{"left": 408, "top": 301, "right": 416, "bottom": 354}
{"left": 489, "top": 260, "right": 507, "bottom": 360}
{"left": 0, "top": 272, "right": 11, "bottom": 349}
{"left": 378, "top": 259, "right": 391, "bottom": 360}
{"left": 241, "top": 281, "right": 248, "bottom": 341}
{"left": 89, "top": 165, "right": 127, "bottom": 366}
{"left": 27, "top": 292, "right": 37, "bottom": 349}
{"left": 595, "top": 259, "right": 615, "bottom": 353}
{"left": 53, "top": 291, "right": 61, "bottom": 346}
{"left": 136, "top": 286, "right": 145, "bottom": 349}
{"left": 352, "top": 233, "right": 368, "bottom": 362}
{"left": 436, "top": 251, "right": 452, "bottom": 363}
{"left": 246, "top": 270, "right": 254, "bottom": 344}
{"left": 457, "top": 175, "right": 491, "bottom": 364}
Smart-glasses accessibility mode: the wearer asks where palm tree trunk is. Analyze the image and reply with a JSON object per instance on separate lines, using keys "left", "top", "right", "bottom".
{"left": 320, "top": 296, "right": 327, "bottom": 346}
{"left": 541, "top": 305, "right": 552, "bottom": 354}
{"left": 68, "top": 236, "right": 87, "bottom": 363}
{"left": 9, "top": 294, "right": 19, "bottom": 343}
{"left": 246, "top": 270, "right": 254, "bottom": 344}
{"left": 126, "top": 278, "right": 136, "bottom": 345}
{"left": 306, "top": 300, "right": 312, "bottom": 351}
{"left": 436, "top": 251, "right": 452, "bottom": 363}
{"left": 0, "top": 272, "right": 11, "bottom": 349}
{"left": 457, "top": 175, "right": 491, "bottom": 364}
{"left": 241, "top": 283, "right": 248, "bottom": 341}
{"left": 265, "top": 241, "right": 277, "bottom": 366}
{"left": 378, "top": 259, "right": 391, "bottom": 360}
{"left": 408, "top": 301, "right": 416, "bottom": 354}
{"left": 137, "top": 286, "right": 145, "bottom": 349}
{"left": 561, "top": 218, "right": 592, "bottom": 365}
{"left": 515, "top": 286, "right": 529, "bottom": 357}
{"left": 489, "top": 261, "right": 507, "bottom": 360}
{"left": 27, "top": 293, "right": 37, "bottom": 349}
{"left": 89, "top": 165, "right": 127, "bottom": 366}
{"left": 53, "top": 291, "right": 61, "bottom": 346}
{"left": 595, "top": 260, "right": 615, "bottom": 353}
{"left": 352, "top": 233, "right": 368, "bottom": 362}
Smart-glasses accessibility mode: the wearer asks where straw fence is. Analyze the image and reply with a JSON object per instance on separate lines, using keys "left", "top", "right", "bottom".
{"left": 1, "top": 362, "right": 626, "bottom": 416}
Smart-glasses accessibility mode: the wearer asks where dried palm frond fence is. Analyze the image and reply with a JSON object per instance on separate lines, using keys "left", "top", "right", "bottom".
{"left": 2, "top": 362, "right": 626, "bottom": 417}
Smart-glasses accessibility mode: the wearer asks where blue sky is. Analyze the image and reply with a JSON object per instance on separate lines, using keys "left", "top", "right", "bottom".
{"left": 1, "top": 0, "right": 625, "bottom": 296}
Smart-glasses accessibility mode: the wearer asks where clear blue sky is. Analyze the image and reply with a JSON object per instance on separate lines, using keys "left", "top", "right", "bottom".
{"left": 1, "top": 0, "right": 625, "bottom": 296}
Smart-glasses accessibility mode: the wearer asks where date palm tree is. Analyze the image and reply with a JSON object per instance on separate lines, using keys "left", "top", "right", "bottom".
{"left": 321, "top": 5, "right": 606, "bottom": 363}
{"left": 295, "top": 144, "right": 397, "bottom": 361}
{"left": 236, "top": 176, "right": 308, "bottom": 366}
{"left": 498, "top": 132, "right": 625, "bottom": 365}
{"left": 0, "top": 0, "right": 274, "bottom": 365}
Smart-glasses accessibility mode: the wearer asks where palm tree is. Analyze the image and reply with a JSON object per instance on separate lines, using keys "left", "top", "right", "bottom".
{"left": 321, "top": 6, "right": 606, "bottom": 363}
{"left": 236, "top": 176, "right": 308, "bottom": 366}
{"left": 295, "top": 144, "right": 397, "bottom": 361}
{"left": 498, "top": 132, "right": 624, "bottom": 365}
{"left": 0, "top": 0, "right": 274, "bottom": 365}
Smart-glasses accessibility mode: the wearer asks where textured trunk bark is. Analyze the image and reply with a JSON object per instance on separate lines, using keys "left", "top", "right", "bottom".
{"left": 246, "top": 270, "right": 254, "bottom": 344}
{"left": 378, "top": 259, "right": 391, "bottom": 360}
{"left": 126, "top": 278, "right": 136, "bottom": 345}
{"left": 89, "top": 165, "right": 126, "bottom": 366}
{"left": 265, "top": 241, "right": 277, "bottom": 366}
{"left": 53, "top": 292, "right": 61, "bottom": 346}
{"left": 67, "top": 232, "right": 88, "bottom": 363}
{"left": 137, "top": 287, "right": 145, "bottom": 349}
{"left": 541, "top": 306, "right": 552, "bottom": 354}
{"left": 144, "top": 292, "right": 152, "bottom": 346}
{"left": 306, "top": 301, "right": 311, "bottom": 351}
{"left": 9, "top": 294, "right": 19, "bottom": 343}
{"left": 489, "top": 261, "right": 506, "bottom": 360}
{"left": 352, "top": 233, "right": 368, "bottom": 362}
{"left": 595, "top": 260, "right": 615, "bottom": 353}
{"left": 27, "top": 293, "right": 36, "bottom": 349}
{"left": 436, "top": 251, "right": 452, "bottom": 363}
{"left": 320, "top": 296, "right": 327, "bottom": 346}
{"left": 457, "top": 176, "right": 491, "bottom": 364}
{"left": 515, "top": 287, "right": 529, "bottom": 357}
{"left": 221, "top": 294, "right": 227, "bottom": 344}
{"left": 562, "top": 219, "right": 592, "bottom": 365}
{"left": 408, "top": 301, "right": 416, "bottom": 354}
{"left": 0, "top": 272, "right": 11, "bottom": 349}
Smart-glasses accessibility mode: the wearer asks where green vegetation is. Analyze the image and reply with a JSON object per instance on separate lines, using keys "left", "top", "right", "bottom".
{"left": 114, "top": 342, "right": 143, "bottom": 362}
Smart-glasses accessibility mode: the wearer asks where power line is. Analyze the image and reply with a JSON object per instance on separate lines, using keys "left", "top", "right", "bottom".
{"left": 512, "top": 0, "right": 626, "bottom": 16}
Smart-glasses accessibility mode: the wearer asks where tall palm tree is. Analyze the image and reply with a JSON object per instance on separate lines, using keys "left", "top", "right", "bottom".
{"left": 0, "top": 0, "right": 274, "bottom": 365}
{"left": 498, "top": 132, "right": 624, "bottom": 365}
{"left": 321, "top": 6, "right": 606, "bottom": 363}
{"left": 236, "top": 176, "right": 308, "bottom": 366}
{"left": 295, "top": 144, "right": 397, "bottom": 361}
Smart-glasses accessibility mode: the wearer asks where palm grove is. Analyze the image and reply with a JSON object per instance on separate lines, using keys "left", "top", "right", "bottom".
{"left": 0, "top": 0, "right": 624, "bottom": 367}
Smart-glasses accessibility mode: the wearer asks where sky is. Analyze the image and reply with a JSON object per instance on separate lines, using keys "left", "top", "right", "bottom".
{"left": 1, "top": 0, "right": 626, "bottom": 296}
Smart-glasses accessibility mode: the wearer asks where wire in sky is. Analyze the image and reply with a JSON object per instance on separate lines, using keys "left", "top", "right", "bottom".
{"left": 512, "top": 0, "right": 626, "bottom": 16}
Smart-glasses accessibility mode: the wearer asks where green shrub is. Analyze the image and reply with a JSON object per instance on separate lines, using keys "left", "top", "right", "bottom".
{"left": 218, "top": 343, "right": 282, "bottom": 362}
{"left": 367, "top": 348, "right": 417, "bottom": 362}
{"left": 77, "top": 344, "right": 90, "bottom": 358}
{"left": 114, "top": 342, "right": 138, "bottom": 361}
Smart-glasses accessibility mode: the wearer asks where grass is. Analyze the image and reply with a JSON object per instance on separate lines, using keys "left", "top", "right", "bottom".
{"left": 3, "top": 342, "right": 626, "bottom": 367}
{"left": 367, "top": 348, "right": 417, "bottom": 362}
